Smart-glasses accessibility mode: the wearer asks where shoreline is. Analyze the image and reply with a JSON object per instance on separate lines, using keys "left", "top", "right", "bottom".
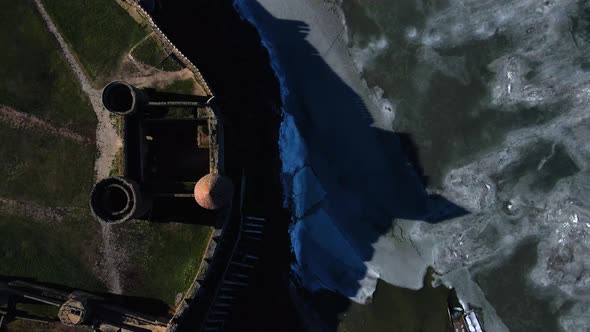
{"left": 233, "top": 0, "right": 434, "bottom": 300}
{"left": 229, "top": 1, "right": 461, "bottom": 331}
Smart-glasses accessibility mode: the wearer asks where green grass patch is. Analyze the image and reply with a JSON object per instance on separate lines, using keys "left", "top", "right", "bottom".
{"left": 161, "top": 78, "right": 196, "bottom": 95}
{"left": 109, "top": 117, "right": 124, "bottom": 177}
{"left": 131, "top": 34, "right": 182, "bottom": 72}
{"left": 0, "top": 123, "right": 96, "bottom": 207}
{"left": 15, "top": 303, "right": 59, "bottom": 319}
{"left": 131, "top": 34, "right": 167, "bottom": 68}
{"left": 109, "top": 146, "right": 124, "bottom": 177}
{"left": 0, "top": 211, "right": 105, "bottom": 292}
{"left": 0, "top": 120, "right": 101, "bottom": 289}
{"left": 114, "top": 222, "right": 213, "bottom": 305}
{"left": 42, "top": 0, "right": 148, "bottom": 81}
{"left": 0, "top": 0, "right": 96, "bottom": 136}
{"left": 160, "top": 56, "right": 184, "bottom": 72}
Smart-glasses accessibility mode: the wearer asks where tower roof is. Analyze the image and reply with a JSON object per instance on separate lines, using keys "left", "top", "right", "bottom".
{"left": 194, "top": 173, "right": 233, "bottom": 210}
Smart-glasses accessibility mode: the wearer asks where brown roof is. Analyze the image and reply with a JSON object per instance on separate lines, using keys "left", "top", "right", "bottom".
{"left": 194, "top": 173, "right": 234, "bottom": 210}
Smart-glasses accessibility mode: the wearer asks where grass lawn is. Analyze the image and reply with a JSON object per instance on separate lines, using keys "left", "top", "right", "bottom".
{"left": 0, "top": 211, "right": 104, "bottom": 292}
{"left": 131, "top": 34, "right": 182, "bottom": 72}
{"left": 0, "top": 0, "right": 103, "bottom": 300}
{"left": 114, "top": 222, "right": 213, "bottom": 305}
{"left": 0, "top": 124, "right": 103, "bottom": 291}
{"left": 0, "top": 123, "right": 96, "bottom": 208}
{"left": 15, "top": 303, "right": 59, "bottom": 319}
{"left": 0, "top": 0, "right": 209, "bottom": 313}
{"left": 160, "top": 56, "right": 184, "bottom": 72}
{"left": 42, "top": 0, "right": 148, "bottom": 82}
{"left": 0, "top": 0, "right": 97, "bottom": 136}
{"left": 162, "top": 78, "right": 197, "bottom": 95}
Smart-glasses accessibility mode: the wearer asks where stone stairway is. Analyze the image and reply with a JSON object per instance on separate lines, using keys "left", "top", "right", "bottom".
{"left": 201, "top": 216, "right": 266, "bottom": 332}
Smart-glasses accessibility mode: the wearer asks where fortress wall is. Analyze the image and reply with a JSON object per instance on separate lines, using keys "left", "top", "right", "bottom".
{"left": 166, "top": 216, "right": 235, "bottom": 332}
{"left": 122, "top": 0, "right": 214, "bottom": 97}
{"left": 165, "top": 227, "right": 218, "bottom": 331}
{"left": 115, "top": 3, "right": 237, "bottom": 330}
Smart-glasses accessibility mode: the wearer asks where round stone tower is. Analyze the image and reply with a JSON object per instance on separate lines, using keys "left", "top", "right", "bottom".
{"left": 90, "top": 176, "right": 150, "bottom": 224}
{"left": 102, "top": 81, "right": 148, "bottom": 115}
{"left": 194, "top": 173, "right": 234, "bottom": 210}
{"left": 58, "top": 297, "right": 89, "bottom": 326}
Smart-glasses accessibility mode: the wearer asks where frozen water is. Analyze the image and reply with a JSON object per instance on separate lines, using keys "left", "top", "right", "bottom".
{"left": 338, "top": 0, "right": 590, "bottom": 329}
{"left": 350, "top": 36, "right": 388, "bottom": 72}
{"left": 235, "top": 0, "right": 391, "bottom": 303}
{"left": 236, "top": 0, "right": 590, "bottom": 329}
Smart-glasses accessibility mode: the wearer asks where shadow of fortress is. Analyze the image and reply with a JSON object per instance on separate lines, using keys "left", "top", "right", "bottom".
{"left": 152, "top": 0, "right": 467, "bottom": 331}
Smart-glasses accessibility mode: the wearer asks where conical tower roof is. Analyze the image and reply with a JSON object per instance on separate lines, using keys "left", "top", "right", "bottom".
{"left": 194, "top": 173, "right": 234, "bottom": 210}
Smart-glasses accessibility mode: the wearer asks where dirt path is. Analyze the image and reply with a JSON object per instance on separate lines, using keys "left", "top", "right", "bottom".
{"left": 97, "top": 224, "right": 125, "bottom": 294}
{"left": 124, "top": 61, "right": 195, "bottom": 92}
{"left": 0, "top": 105, "right": 91, "bottom": 144}
{"left": 34, "top": 0, "right": 120, "bottom": 182}
{"left": 35, "top": 0, "right": 124, "bottom": 294}
{"left": 0, "top": 197, "right": 83, "bottom": 223}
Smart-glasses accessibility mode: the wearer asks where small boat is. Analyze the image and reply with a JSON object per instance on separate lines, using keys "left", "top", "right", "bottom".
{"left": 447, "top": 288, "right": 484, "bottom": 332}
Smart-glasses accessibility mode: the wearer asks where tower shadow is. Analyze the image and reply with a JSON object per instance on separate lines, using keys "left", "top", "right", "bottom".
{"left": 0, "top": 276, "right": 170, "bottom": 322}
{"left": 151, "top": 0, "right": 468, "bottom": 331}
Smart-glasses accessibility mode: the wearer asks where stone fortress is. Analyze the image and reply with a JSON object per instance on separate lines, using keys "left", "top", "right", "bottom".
{"left": 1, "top": 1, "right": 269, "bottom": 330}
{"left": 1, "top": 78, "right": 266, "bottom": 332}
{"left": 90, "top": 80, "right": 232, "bottom": 225}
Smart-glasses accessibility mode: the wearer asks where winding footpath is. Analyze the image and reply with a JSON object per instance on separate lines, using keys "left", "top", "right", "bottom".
{"left": 0, "top": 105, "right": 91, "bottom": 144}
{"left": 0, "top": 197, "right": 84, "bottom": 224}
{"left": 34, "top": 0, "right": 120, "bottom": 181}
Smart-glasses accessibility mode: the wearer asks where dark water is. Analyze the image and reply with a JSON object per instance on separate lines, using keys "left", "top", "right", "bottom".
{"left": 342, "top": 0, "right": 561, "bottom": 187}
{"left": 312, "top": 277, "right": 450, "bottom": 332}
{"left": 473, "top": 239, "right": 564, "bottom": 331}
{"left": 339, "top": 0, "right": 590, "bottom": 331}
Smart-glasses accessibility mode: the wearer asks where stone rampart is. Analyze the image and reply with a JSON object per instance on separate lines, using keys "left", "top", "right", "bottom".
{"left": 122, "top": 0, "right": 214, "bottom": 97}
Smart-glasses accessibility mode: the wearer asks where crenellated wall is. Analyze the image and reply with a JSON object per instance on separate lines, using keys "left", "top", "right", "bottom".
{"left": 121, "top": 0, "right": 214, "bottom": 97}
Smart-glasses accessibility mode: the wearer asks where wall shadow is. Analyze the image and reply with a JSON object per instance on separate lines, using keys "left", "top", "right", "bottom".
{"left": 144, "top": 197, "right": 219, "bottom": 226}
{"left": 144, "top": 89, "right": 211, "bottom": 103}
{"left": 151, "top": 0, "right": 468, "bottom": 331}
{"left": 0, "top": 276, "right": 170, "bottom": 319}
